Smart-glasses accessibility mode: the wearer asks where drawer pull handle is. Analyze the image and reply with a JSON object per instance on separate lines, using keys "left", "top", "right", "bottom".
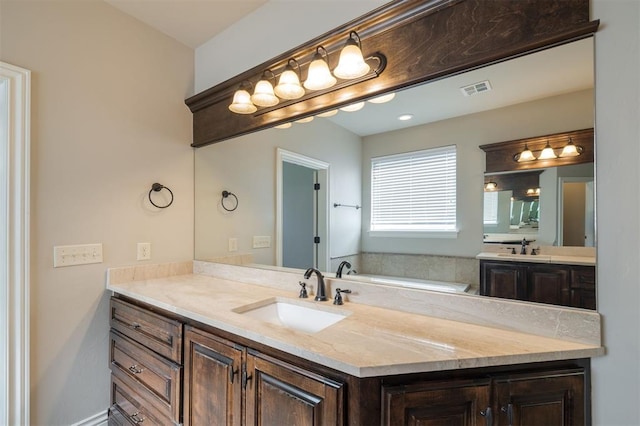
{"left": 480, "top": 407, "right": 493, "bottom": 426}
{"left": 242, "top": 370, "right": 252, "bottom": 389}
{"left": 131, "top": 322, "right": 141, "bottom": 329}
{"left": 501, "top": 404, "right": 514, "bottom": 425}
{"left": 130, "top": 412, "right": 146, "bottom": 424}
{"left": 128, "top": 364, "right": 144, "bottom": 374}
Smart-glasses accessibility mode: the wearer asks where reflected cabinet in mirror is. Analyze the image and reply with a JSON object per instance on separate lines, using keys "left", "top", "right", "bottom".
{"left": 191, "top": 0, "right": 598, "bottom": 309}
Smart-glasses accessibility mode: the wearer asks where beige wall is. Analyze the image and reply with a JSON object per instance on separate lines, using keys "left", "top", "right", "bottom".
{"left": 0, "top": 1, "right": 194, "bottom": 424}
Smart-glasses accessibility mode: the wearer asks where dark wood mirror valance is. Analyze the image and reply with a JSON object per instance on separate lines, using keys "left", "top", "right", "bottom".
{"left": 480, "top": 128, "right": 594, "bottom": 173}
{"left": 185, "top": 0, "right": 599, "bottom": 148}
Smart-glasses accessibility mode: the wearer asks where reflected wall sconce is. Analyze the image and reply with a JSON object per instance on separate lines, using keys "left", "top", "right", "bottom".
{"left": 228, "top": 30, "right": 386, "bottom": 116}
{"left": 526, "top": 188, "right": 541, "bottom": 196}
{"left": 484, "top": 181, "right": 498, "bottom": 191}
{"left": 513, "top": 138, "right": 584, "bottom": 162}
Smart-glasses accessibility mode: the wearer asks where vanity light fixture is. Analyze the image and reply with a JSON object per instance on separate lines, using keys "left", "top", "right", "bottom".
{"left": 515, "top": 143, "right": 536, "bottom": 162}
{"left": 274, "top": 122, "right": 292, "bottom": 129}
{"left": 229, "top": 81, "right": 257, "bottom": 114}
{"left": 526, "top": 188, "right": 541, "bottom": 196}
{"left": 484, "top": 181, "right": 498, "bottom": 191}
{"left": 303, "top": 46, "right": 337, "bottom": 91}
{"left": 559, "top": 137, "right": 583, "bottom": 157}
{"left": 538, "top": 140, "right": 558, "bottom": 160}
{"left": 340, "top": 101, "right": 365, "bottom": 112}
{"left": 274, "top": 59, "right": 305, "bottom": 100}
{"left": 251, "top": 70, "right": 279, "bottom": 107}
{"left": 368, "top": 92, "right": 396, "bottom": 104}
{"left": 295, "top": 116, "right": 314, "bottom": 123}
{"left": 334, "top": 31, "right": 370, "bottom": 79}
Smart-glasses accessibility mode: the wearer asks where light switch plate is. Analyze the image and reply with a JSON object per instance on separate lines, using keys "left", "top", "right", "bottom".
{"left": 252, "top": 236, "right": 271, "bottom": 249}
{"left": 53, "top": 243, "right": 103, "bottom": 267}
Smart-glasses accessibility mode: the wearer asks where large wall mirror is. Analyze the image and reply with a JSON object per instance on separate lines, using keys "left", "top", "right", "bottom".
{"left": 194, "top": 36, "right": 594, "bottom": 302}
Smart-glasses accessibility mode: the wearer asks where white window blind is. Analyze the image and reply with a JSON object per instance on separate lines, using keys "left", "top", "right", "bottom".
{"left": 483, "top": 191, "right": 499, "bottom": 225}
{"left": 371, "top": 145, "right": 457, "bottom": 232}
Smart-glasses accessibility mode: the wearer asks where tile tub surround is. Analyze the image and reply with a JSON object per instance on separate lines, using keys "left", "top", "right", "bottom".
{"left": 106, "top": 261, "right": 603, "bottom": 377}
{"left": 360, "top": 252, "right": 479, "bottom": 289}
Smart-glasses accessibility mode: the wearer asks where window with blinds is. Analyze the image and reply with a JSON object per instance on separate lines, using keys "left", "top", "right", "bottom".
{"left": 483, "top": 191, "right": 499, "bottom": 225}
{"left": 370, "top": 145, "right": 457, "bottom": 233}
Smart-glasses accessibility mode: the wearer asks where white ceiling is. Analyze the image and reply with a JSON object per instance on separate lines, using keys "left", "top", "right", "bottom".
{"left": 104, "top": 0, "right": 268, "bottom": 48}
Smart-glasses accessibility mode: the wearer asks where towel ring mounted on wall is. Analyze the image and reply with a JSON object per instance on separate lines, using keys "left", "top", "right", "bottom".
{"left": 148, "top": 183, "right": 174, "bottom": 209}
{"left": 221, "top": 190, "right": 238, "bottom": 212}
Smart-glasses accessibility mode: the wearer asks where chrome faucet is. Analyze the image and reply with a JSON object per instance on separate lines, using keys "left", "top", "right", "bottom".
{"left": 335, "top": 261, "right": 351, "bottom": 278}
{"left": 304, "top": 268, "right": 327, "bottom": 301}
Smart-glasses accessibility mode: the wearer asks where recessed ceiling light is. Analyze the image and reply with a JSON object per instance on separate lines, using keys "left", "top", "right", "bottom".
{"left": 340, "top": 102, "right": 365, "bottom": 112}
{"left": 398, "top": 114, "right": 413, "bottom": 121}
{"left": 368, "top": 93, "right": 396, "bottom": 104}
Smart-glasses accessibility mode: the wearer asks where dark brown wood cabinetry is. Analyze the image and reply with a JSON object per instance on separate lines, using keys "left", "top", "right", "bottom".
{"left": 480, "top": 260, "right": 596, "bottom": 309}
{"left": 109, "top": 295, "right": 591, "bottom": 425}
{"left": 382, "top": 369, "right": 585, "bottom": 426}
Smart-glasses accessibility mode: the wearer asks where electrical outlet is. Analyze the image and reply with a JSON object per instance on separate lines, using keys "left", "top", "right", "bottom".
{"left": 137, "top": 242, "right": 151, "bottom": 261}
{"left": 252, "top": 236, "right": 271, "bottom": 249}
{"left": 53, "top": 243, "right": 103, "bottom": 267}
{"left": 228, "top": 238, "right": 238, "bottom": 252}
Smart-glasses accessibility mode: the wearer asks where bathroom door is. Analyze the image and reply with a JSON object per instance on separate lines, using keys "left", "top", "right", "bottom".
{"left": 282, "top": 162, "right": 317, "bottom": 269}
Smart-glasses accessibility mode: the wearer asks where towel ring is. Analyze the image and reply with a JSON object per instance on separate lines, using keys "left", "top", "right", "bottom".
{"left": 148, "top": 183, "right": 173, "bottom": 209}
{"left": 221, "top": 190, "right": 238, "bottom": 212}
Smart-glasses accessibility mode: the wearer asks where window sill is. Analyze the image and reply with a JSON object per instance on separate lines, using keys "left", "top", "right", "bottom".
{"left": 368, "top": 230, "right": 459, "bottom": 239}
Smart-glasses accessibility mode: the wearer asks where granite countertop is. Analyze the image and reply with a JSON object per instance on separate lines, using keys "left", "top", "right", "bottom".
{"left": 106, "top": 270, "right": 603, "bottom": 378}
{"left": 476, "top": 252, "right": 596, "bottom": 266}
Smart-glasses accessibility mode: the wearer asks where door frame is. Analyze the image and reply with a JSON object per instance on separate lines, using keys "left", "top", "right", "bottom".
{"left": 557, "top": 176, "right": 594, "bottom": 247}
{"left": 0, "top": 61, "right": 31, "bottom": 426}
{"left": 276, "top": 148, "right": 330, "bottom": 271}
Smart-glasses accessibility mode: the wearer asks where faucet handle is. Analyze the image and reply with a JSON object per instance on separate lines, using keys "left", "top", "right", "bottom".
{"left": 298, "top": 281, "right": 308, "bottom": 298}
{"left": 333, "top": 288, "right": 351, "bottom": 305}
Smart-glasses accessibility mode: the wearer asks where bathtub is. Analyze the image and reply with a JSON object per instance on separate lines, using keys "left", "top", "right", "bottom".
{"left": 344, "top": 274, "right": 472, "bottom": 294}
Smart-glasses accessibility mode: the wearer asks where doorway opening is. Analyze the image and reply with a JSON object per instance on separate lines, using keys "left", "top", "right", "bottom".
{"left": 276, "top": 149, "right": 330, "bottom": 271}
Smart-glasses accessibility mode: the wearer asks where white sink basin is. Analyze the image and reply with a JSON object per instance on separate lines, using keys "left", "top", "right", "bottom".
{"left": 233, "top": 298, "right": 350, "bottom": 333}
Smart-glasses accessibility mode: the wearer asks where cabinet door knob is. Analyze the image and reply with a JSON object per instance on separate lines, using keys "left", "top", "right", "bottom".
{"left": 480, "top": 407, "right": 493, "bottom": 426}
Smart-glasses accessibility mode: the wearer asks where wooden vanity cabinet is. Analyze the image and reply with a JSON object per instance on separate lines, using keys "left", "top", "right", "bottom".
{"left": 382, "top": 368, "right": 585, "bottom": 426}
{"left": 108, "top": 298, "right": 183, "bottom": 425}
{"left": 480, "top": 260, "right": 596, "bottom": 309}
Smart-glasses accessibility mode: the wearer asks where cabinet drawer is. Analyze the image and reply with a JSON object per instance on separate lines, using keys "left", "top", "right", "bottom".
{"left": 110, "top": 331, "right": 181, "bottom": 422}
{"left": 110, "top": 372, "right": 175, "bottom": 426}
{"left": 110, "top": 298, "right": 183, "bottom": 363}
{"left": 571, "top": 267, "right": 596, "bottom": 289}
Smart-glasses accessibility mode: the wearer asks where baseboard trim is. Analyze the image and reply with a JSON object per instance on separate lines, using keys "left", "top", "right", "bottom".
{"left": 71, "top": 409, "right": 108, "bottom": 426}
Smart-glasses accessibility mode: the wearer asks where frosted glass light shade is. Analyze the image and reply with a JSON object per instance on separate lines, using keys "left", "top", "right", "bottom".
{"left": 559, "top": 140, "right": 581, "bottom": 157}
{"left": 229, "top": 88, "right": 256, "bottom": 114}
{"left": 517, "top": 144, "right": 536, "bottom": 162}
{"left": 304, "top": 55, "right": 336, "bottom": 90}
{"left": 334, "top": 39, "right": 370, "bottom": 79}
{"left": 317, "top": 109, "right": 338, "bottom": 117}
{"left": 274, "top": 68, "right": 305, "bottom": 100}
{"left": 538, "top": 141, "right": 557, "bottom": 160}
{"left": 251, "top": 79, "right": 279, "bottom": 107}
{"left": 368, "top": 93, "right": 396, "bottom": 104}
{"left": 340, "top": 102, "right": 365, "bottom": 112}
{"left": 295, "top": 116, "right": 314, "bottom": 123}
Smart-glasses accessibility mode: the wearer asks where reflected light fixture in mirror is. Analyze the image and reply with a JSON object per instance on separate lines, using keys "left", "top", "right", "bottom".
{"left": 228, "top": 81, "right": 257, "bottom": 114}
{"left": 340, "top": 101, "right": 365, "bottom": 112}
{"left": 368, "top": 92, "right": 396, "bottom": 104}
{"left": 484, "top": 181, "right": 498, "bottom": 191}
{"left": 538, "top": 140, "right": 558, "bottom": 160}
{"left": 304, "top": 46, "right": 337, "bottom": 91}
{"left": 251, "top": 70, "right": 279, "bottom": 107}
{"left": 333, "top": 31, "right": 370, "bottom": 79}
{"left": 274, "top": 59, "right": 305, "bottom": 100}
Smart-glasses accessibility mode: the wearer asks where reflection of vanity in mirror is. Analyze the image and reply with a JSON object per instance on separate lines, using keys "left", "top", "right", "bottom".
{"left": 194, "top": 36, "right": 596, "bottom": 306}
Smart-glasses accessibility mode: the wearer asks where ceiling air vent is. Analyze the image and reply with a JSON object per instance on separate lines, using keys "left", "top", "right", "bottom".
{"left": 460, "top": 80, "right": 492, "bottom": 97}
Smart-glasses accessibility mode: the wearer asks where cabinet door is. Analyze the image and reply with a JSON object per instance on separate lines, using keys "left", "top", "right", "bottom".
{"left": 245, "top": 351, "right": 345, "bottom": 426}
{"left": 183, "top": 326, "right": 243, "bottom": 426}
{"left": 382, "top": 380, "right": 492, "bottom": 426}
{"left": 494, "top": 370, "right": 585, "bottom": 426}
{"left": 526, "top": 266, "right": 571, "bottom": 306}
{"left": 480, "top": 261, "right": 526, "bottom": 300}
{"left": 569, "top": 266, "right": 596, "bottom": 309}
